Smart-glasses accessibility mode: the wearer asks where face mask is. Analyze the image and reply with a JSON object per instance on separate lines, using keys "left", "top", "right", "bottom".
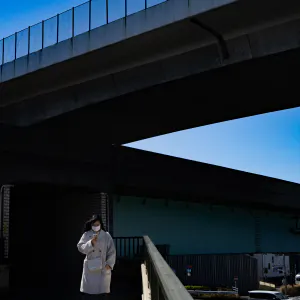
{"left": 92, "top": 225, "right": 101, "bottom": 232}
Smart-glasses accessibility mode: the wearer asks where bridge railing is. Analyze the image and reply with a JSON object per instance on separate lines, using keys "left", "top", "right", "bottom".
{"left": 143, "top": 236, "right": 193, "bottom": 300}
{"left": 0, "top": 0, "right": 168, "bottom": 66}
{"left": 113, "top": 236, "right": 144, "bottom": 258}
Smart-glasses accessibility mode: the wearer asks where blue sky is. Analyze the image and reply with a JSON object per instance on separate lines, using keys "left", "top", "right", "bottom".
{"left": 127, "top": 108, "right": 300, "bottom": 183}
{"left": 1, "top": 0, "right": 300, "bottom": 183}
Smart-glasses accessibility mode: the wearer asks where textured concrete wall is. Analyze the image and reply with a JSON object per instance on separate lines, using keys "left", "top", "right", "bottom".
{"left": 113, "top": 196, "right": 300, "bottom": 254}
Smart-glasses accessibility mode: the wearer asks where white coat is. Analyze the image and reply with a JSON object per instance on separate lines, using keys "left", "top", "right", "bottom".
{"left": 77, "top": 230, "right": 116, "bottom": 295}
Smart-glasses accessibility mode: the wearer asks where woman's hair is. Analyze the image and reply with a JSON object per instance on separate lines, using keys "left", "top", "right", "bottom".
{"left": 83, "top": 214, "right": 106, "bottom": 233}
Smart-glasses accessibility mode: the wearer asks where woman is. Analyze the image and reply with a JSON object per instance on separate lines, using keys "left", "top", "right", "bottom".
{"left": 77, "top": 214, "right": 116, "bottom": 299}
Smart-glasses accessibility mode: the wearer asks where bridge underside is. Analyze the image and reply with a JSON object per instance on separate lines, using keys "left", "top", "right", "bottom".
{"left": 45, "top": 46, "right": 300, "bottom": 145}
{"left": 1, "top": 45, "right": 300, "bottom": 146}
{"left": 0, "top": 145, "right": 299, "bottom": 212}
{"left": 1, "top": 0, "right": 300, "bottom": 144}
{"left": 1, "top": 1, "right": 300, "bottom": 298}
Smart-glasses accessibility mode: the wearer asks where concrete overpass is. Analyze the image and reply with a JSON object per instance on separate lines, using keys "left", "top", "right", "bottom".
{"left": 2, "top": 1, "right": 300, "bottom": 298}
{"left": 1, "top": 0, "right": 300, "bottom": 140}
{"left": 0, "top": 145, "right": 299, "bottom": 213}
{"left": 0, "top": 0, "right": 299, "bottom": 248}
{"left": 0, "top": 0, "right": 299, "bottom": 253}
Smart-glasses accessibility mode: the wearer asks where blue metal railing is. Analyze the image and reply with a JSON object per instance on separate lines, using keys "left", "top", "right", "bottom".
{"left": 0, "top": 0, "right": 168, "bottom": 66}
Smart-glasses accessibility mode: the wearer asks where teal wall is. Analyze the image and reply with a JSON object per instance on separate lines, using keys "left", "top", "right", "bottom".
{"left": 113, "top": 196, "right": 300, "bottom": 254}
{"left": 259, "top": 213, "right": 299, "bottom": 253}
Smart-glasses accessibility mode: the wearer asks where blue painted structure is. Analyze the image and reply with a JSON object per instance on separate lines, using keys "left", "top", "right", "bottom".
{"left": 113, "top": 196, "right": 300, "bottom": 254}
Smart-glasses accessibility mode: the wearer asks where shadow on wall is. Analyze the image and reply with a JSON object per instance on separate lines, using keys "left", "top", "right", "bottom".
{"left": 8, "top": 184, "right": 100, "bottom": 299}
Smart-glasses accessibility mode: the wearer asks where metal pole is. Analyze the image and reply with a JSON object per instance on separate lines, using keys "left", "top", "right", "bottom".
{"left": 57, "top": 14, "right": 59, "bottom": 43}
{"left": 262, "top": 254, "right": 265, "bottom": 281}
{"left": 145, "top": 0, "right": 147, "bottom": 9}
{"left": 27, "top": 27, "right": 30, "bottom": 70}
{"left": 89, "top": 0, "right": 92, "bottom": 31}
{"left": 14, "top": 32, "right": 17, "bottom": 60}
{"left": 283, "top": 254, "right": 287, "bottom": 295}
{"left": 72, "top": 7, "right": 75, "bottom": 38}
{"left": 28, "top": 26, "right": 31, "bottom": 54}
{"left": 1, "top": 39, "right": 4, "bottom": 65}
{"left": 2, "top": 39, "right": 5, "bottom": 65}
{"left": 106, "top": 0, "right": 109, "bottom": 24}
{"left": 42, "top": 20, "right": 45, "bottom": 49}
{"left": 125, "top": 0, "right": 127, "bottom": 17}
{"left": 235, "top": 280, "right": 238, "bottom": 298}
{"left": 262, "top": 254, "right": 264, "bottom": 281}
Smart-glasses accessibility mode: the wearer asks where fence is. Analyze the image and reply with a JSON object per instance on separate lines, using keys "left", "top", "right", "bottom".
{"left": 0, "top": 0, "right": 168, "bottom": 66}
{"left": 166, "top": 254, "right": 259, "bottom": 296}
{"left": 113, "top": 236, "right": 144, "bottom": 258}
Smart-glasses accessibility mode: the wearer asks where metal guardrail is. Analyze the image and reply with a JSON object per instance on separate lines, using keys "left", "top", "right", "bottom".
{"left": 0, "top": 0, "right": 168, "bottom": 66}
{"left": 143, "top": 236, "right": 193, "bottom": 300}
{"left": 114, "top": 236, "right": 144, "bottom": 258}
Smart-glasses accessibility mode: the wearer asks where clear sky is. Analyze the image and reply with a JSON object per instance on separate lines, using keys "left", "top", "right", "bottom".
{"left": 1, "top": 0, "right": 300, "bottom": 183}
{"left": 127, "top": 108, "right": 300, "bottom": 184}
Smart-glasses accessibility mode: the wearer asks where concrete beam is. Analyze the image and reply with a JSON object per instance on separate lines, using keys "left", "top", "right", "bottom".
{"left": 115, "top": 147, "right": 300, "bottom": 213}
{"left": 0, "top": 146, "right": 299, "bottom": 213}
